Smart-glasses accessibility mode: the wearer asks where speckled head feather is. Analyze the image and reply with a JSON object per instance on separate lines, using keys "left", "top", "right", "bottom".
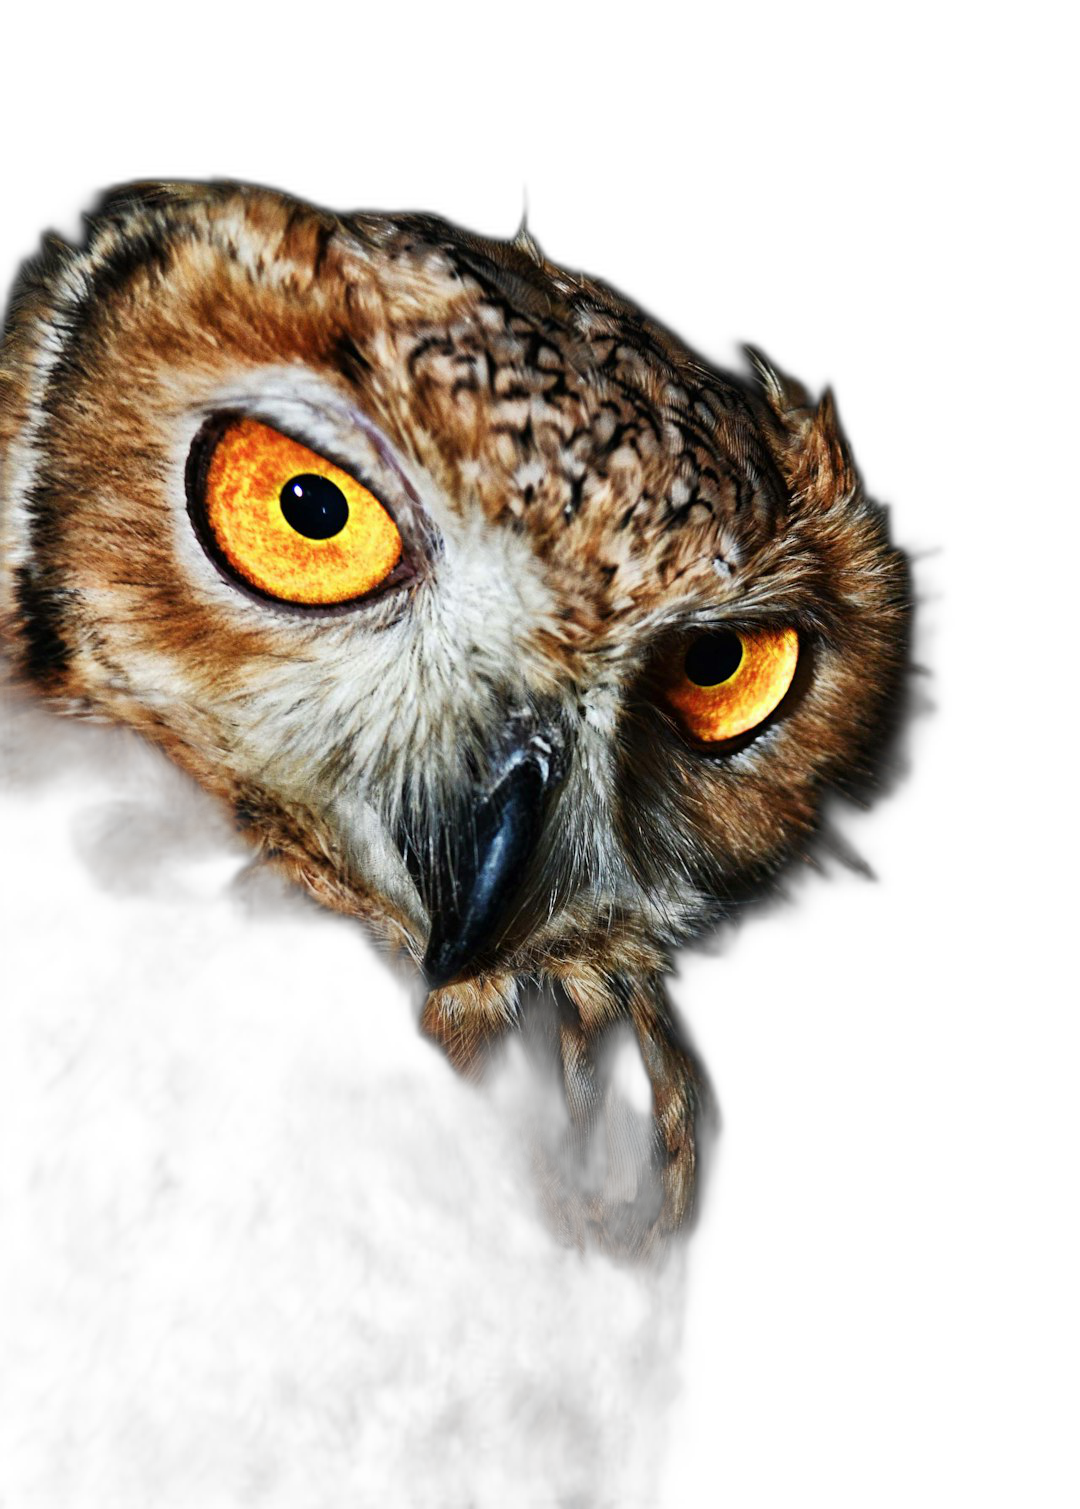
{"left": 0, "top": 182, "right": 909, "bottom": 1251}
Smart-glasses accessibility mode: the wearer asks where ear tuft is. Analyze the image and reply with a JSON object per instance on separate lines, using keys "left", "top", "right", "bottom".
{"left": 511, "top": 222, "right": 545, "bottom": 266}
{"left": 747, "top": 350, "right": 858, "bottom": 510}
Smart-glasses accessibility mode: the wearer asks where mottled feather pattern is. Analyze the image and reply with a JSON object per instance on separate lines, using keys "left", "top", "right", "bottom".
{"left": 0, "top": 183, "right": 909, "bottom": 1250}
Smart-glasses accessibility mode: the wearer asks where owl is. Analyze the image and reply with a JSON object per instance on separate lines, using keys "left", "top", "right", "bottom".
{"left": 0, "top": 182, "right": 909, "bottom": 1253}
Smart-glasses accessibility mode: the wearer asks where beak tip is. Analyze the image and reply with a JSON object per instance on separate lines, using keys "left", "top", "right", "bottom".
{"left": 421, "top": 933, "right": 467, "bottom": 992}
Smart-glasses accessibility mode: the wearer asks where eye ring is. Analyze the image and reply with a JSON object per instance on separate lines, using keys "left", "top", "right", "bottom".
{"left": 185, "top": 413, "right": 415, "bottom": 615}
{"left": 660, "top": 625, "right": 800, "bottom": 747}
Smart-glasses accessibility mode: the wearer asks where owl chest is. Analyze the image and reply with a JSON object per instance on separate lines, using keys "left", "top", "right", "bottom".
{"left": 6, "top": 820, "right": 684, "bottom": 1502}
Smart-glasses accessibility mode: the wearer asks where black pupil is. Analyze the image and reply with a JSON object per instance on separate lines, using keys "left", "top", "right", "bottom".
{"left": 279, "top": 474, "right": 349, "bottom": 540}
{"left": 684, "top": 631, "right": 743, "bottom": 687}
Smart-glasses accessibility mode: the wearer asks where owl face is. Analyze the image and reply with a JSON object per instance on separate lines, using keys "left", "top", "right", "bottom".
{"left": 0, "top": 184, "right": 908, "bottom": 1241}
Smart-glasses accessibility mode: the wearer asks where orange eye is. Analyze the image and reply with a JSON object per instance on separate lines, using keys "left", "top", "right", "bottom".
{"left": 662, "top": 626, "right": 799, "bottom": 744}
{"left": 195, "top": 417, "right": 402, "bottom": 605}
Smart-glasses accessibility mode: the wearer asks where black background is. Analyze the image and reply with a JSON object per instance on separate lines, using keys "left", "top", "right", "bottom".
{"left": 0, "top": 79, "right": 959, "bottom": 1496}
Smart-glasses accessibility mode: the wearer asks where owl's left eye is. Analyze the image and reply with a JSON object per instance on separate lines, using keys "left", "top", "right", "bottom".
{"left": 661, "top": 625, "right": 799, "bottom": 745}
{"left": 188, "top": 416, "right": 403, "bottom": 606}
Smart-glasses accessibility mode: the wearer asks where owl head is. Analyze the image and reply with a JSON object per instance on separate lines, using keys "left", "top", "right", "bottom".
{"left": 0, "top": 183, "right": 909, "bottom": 1246}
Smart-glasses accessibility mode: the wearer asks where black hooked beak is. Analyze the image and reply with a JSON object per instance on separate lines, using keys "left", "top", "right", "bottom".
{"left": 419, "top": 723, "right": 565, "bottom": 990}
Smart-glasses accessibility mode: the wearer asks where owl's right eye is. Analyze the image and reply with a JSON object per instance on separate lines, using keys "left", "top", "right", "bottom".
{"left": 188, "top": 416, "right": 403, "bottom": 606}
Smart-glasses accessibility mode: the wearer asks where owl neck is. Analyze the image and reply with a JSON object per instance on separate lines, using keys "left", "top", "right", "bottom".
{"left": 416, "top": 965, "right": 708, "bottom": 1285}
